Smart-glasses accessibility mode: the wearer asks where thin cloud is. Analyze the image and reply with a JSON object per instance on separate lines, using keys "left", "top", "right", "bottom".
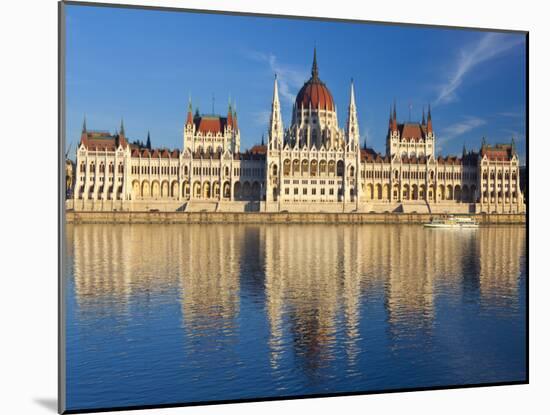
{"left": 498, "top": 111, "right": 525, "bottom": 119}
{"left": 244, "top": 50, "right": 308, "bottom": 106}
{"left": 435, "top": 33, "right": 523, "bottom": 105}
{"left": 438, "top": 116, "right": 486, "bottom": 151}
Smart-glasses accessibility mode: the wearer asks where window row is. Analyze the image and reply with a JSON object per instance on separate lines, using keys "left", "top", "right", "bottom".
{"left": 80, "top": 162, "right": 124, "bottom": 174}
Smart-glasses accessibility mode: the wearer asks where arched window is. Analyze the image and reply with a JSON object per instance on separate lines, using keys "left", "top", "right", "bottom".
{"left": 336, "top": 160, "right": 344, "bottom": 177}
{"left": 283, "top": 159, "right": 291, "bottom": 176}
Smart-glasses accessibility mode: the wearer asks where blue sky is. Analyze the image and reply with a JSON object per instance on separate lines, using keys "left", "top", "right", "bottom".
{"left": 65, "top": 4, "right": 526, "bottom": 162}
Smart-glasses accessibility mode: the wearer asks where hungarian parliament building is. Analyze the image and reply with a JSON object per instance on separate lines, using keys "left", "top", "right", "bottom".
{"left": 68, "top": 50, "right": 525, "bottom": 214}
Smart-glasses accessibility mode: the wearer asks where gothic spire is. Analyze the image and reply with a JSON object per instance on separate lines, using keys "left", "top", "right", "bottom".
{"left": 346, "top": 78, "right": 359, "bottom": 147}
{"left": 269, "top": 74, "right": 283, "bottom": 149}
{"left": 227, "top": 98, "right": 233, "bottom": 127}
{"left": 427, "top": 104, "right": 433, "bottom": 133}
{"left": 120, "top": 118, "right": 125, "bottom": 136}
{"left": 311, "top": 47, "right": 319, "bottom": 80}
{"left": 146, "top": 131, "right": 151, "bottom": 150}
{"left": 422, "top": 106, "right": 426, "bottom": 124}
{"left": 186, "top": 96, "right": 193, "bottom": 125}
{"left": 82, "top": 116, "right": 87, "bottom": 133}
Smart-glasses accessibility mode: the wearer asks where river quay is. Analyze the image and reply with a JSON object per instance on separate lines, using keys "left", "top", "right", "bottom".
{"left": 65, "top": 211, "right": 526, "bottom": 225}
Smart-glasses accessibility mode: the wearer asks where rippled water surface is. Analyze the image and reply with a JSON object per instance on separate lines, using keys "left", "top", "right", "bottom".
{"left": 65, "top": 224, "right": 526, "bottom": 411}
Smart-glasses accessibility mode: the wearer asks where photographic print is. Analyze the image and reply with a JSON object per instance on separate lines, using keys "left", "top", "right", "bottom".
{"left": 60, "top": 1, "right": 528, "bottom": 413}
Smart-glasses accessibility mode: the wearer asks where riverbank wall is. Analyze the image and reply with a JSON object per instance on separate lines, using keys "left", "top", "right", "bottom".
{"left": 66, "top": 211, "right": 526, "bottom": 225}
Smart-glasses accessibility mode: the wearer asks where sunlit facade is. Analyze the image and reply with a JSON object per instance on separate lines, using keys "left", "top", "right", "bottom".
{"left": 69, "top": 50, "right": 525, "bottom": 214}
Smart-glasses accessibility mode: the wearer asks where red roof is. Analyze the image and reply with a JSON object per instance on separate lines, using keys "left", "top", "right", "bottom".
{"left": 250, "top": 145, "right": 267, "bottom": 155}
{"left": 80, "top": 131, "right": 128, "bottom": 150}
{"left": 481, "top": 144, "right": 513, "bottom": 161}
{"left": 296, "top": 79, "right": 335, "bottom": 111}
{"left": 194, "top": 116, "right": 229, "bottom": 134}
{"left": 398, "top": 123, "right": 427, "bottom": 141}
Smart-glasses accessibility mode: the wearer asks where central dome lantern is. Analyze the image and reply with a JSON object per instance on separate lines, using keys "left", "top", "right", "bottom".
{"left": 295, "top": 48, "right": 335, "bottom": 111}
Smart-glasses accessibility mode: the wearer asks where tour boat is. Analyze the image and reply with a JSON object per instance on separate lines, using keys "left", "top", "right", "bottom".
{"left": 424, "top": 215, "right": 479, "bottom": 229}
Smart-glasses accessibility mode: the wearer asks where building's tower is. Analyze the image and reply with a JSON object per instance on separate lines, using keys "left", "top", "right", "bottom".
{"left": 425, "top": 104, "right": 435, "bottom": 157}
{"left": 231, "top": 102, "right": 240, "bottom": 153}
{"left": 386, "top": 102, "right": 398, "bottom": 156}
{"left": 266, "top": 75, "right": 284, "bottom": 206}
{"left": 346, "top": 79, "right": 360, "bottom": 151}
{"left": 184, "top": 98, "right": 195, "bottom": 151}
{"left": 268, "top": 74, "right": 284, "bottom": 150}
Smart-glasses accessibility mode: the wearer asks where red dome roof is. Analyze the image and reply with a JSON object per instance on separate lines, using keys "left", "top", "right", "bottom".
{"left": 295, "top": 48, "right": 335, "bottom": 111}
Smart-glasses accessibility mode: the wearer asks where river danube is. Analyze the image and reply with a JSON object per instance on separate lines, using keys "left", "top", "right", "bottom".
{"left": 64, "top": 224, "right": 526, "bottom": 411}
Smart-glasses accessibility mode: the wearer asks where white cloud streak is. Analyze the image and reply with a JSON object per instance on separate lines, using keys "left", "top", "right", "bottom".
{"left": 244, "top": 50, "right": 308, "bottom": 106}
{"left": 435, "top": 33, "right": 523, "bottom": 105}
{"left": 438, "top": 116, "right": 486, "bottom": 150}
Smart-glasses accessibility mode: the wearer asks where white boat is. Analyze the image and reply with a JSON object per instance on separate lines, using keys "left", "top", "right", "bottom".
{"left": 424, "top": 215, "right": 479, "bottom": 228}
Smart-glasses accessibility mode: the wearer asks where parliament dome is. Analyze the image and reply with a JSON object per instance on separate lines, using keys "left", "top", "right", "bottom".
{"left": 295, "top": 49, "right": 335, "bottom": 111}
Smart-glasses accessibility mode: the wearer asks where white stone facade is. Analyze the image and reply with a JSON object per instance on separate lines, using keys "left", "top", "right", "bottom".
{"left": 70, "top": 51, "right": 525, "bottom": 214}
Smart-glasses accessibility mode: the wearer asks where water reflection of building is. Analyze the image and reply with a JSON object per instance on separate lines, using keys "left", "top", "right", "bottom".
{"left": 478, "top": 226, "right": 525, "bottom": 307}
{"left": 176, "top": 225, "right": 241, "bottom": 332}
{"left": 69, "top": 224, "right": 526, "bottom": 376}
{"left": 70, "top": 224, "right": 182, "bottom": 311}
{"left": 381, "top": 226, "right": 477, "bottom": 340}
{"left": 263, "top": 226, "right": 364, "bottom": 375}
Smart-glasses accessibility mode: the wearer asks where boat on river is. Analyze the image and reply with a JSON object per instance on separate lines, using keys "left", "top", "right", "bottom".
{"left": 424, "top": 215, "right": 479, "bottom": 229}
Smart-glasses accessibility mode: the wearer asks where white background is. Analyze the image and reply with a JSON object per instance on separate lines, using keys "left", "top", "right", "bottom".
{"left": 0, "top": 0, "right": 547, "bottom": 414}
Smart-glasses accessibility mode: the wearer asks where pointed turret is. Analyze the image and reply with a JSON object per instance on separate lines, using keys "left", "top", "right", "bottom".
{"left": 119, "top": 118, "right": 125, "bottom": 136}
{"left": 233, "top": 106, "right": 238, "bottom": 131}
{"left": 392, "top": 101, "right": 398, "bottom": 131}
{"left": 79, "top": 115, "right": 88, "bottom": 146}
{"left": 422, "top": 106, "right": 426, "bottom": 125}
{"left": 427, "top": 104, "right": 433, "bottom": 133}
{"left": 268, "top": 74, "right": 284, "bottom": 149}
{"left": 186, "top": 97, "right": 193, "bottom": 125}
{"left": 346, "top": 78, "right": 359, "bottom": 147}
{"left": 511, "top": 136, "right": 517, "bottom": 154}
{"left": 146, "top": 131, "right": 151, "bottom": 150}
{"left": 311, "top": 47, "right": 319, "bottom": 80}
{"left": 227, "top": 100, "right": 233, "bottom": 129}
